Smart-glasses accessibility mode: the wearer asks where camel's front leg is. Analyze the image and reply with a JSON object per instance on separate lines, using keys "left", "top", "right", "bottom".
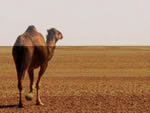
{"left": 36, "top": 64, "right": 47, "bottom": 105}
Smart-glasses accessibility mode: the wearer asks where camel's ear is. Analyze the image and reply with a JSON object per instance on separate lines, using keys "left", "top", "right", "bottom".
{"left": 47, "top": 29, "right": 49, "bottom": 33}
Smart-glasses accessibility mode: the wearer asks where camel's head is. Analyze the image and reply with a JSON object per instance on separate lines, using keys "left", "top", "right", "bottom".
{"left": 47, "top": 28, "right": 63, "bottom": 43}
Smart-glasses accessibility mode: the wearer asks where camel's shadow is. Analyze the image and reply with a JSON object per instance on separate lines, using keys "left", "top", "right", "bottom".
{"left": 0, "top": 104, "right": 17, "bottom": 109}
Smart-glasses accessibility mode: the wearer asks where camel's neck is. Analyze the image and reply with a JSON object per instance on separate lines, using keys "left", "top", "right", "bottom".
{"left": 47, "top": 38, "right": 57, "bottom": 60}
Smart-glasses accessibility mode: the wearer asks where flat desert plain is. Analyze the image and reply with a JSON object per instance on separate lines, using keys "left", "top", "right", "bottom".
{"left": 0, "top": 46, "right": 150, "bottom": 113}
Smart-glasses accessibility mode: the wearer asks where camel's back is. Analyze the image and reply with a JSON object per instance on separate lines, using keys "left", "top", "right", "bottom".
{"left": 14, "top": 25, "right": 46, "bottom": 46}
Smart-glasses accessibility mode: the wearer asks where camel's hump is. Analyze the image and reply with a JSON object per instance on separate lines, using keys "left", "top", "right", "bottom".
{"left": 25, "top": 25, "right": 37, "bottom": 34}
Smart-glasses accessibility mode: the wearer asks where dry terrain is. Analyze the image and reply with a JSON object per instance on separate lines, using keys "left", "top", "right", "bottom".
{"left": 0, "top": 46, "right": 150, "bottom": 113}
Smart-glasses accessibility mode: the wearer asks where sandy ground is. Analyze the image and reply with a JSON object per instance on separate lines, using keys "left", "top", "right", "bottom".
{"left": 0, "top": 46, "right": 150, "bottom": 113}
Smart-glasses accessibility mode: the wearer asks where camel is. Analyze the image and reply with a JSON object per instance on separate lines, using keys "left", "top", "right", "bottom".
{"left": 12, "top": 25, "right": 63, "bottom": 107}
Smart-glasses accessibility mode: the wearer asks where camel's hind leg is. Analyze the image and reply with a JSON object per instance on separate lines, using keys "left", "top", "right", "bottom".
{"left": 25, "top": 69, "right": 35, "bottom": 101}
{"left": 17, "top": 69, "right": 26, "bottom": 107}
{"left": 13, "top": 46, "right": 33, "bottom": 107}
{"left": 36, "top": 64, "right": 47, "bottom": 105}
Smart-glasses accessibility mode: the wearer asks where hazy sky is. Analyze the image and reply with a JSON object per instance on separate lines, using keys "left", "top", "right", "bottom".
{"left": 0, "top": 0, "right": 150, "bottom": 46}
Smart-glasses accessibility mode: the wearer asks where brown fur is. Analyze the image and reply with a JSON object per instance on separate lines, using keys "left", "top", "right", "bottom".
{"left": 12, "top": 25, "right": 63, "bottom": 107}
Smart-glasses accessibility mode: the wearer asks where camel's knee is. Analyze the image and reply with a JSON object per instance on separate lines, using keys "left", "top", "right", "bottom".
{"left": 18, "top": 82, "right": 23, "bottom": 91}
{"left": 29, "top": 83, "right": 35, "bottom": 92}
{"left": 31, "top": 83, "right": 35, "bottom": 89}
{"left": 36, "top": 82, "right": 41, "bottom": 90}
{"left": 17, "top": 71, "right": 26, "bottom": 92}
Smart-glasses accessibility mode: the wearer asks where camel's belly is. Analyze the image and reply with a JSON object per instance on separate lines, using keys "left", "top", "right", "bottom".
{"left": 29, "top": 46, "right": 48, "bottom": 69}
{"left": 29, "top": 57, "right": 47, "bottom": 69}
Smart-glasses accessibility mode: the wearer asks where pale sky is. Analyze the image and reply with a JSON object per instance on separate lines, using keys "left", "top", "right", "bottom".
{"left": 0, "top": 0, "right": 150, "bottom": 46}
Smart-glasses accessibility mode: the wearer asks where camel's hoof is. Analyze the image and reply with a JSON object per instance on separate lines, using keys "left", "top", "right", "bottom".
{"left": 25, "top": 93, "right": 33, "bottom": 101}
{"left": 36, "top": 101, "right": 44, "bottom": 106}
{"left": 18, "top": 104, "right": 23, "bottom": 108}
